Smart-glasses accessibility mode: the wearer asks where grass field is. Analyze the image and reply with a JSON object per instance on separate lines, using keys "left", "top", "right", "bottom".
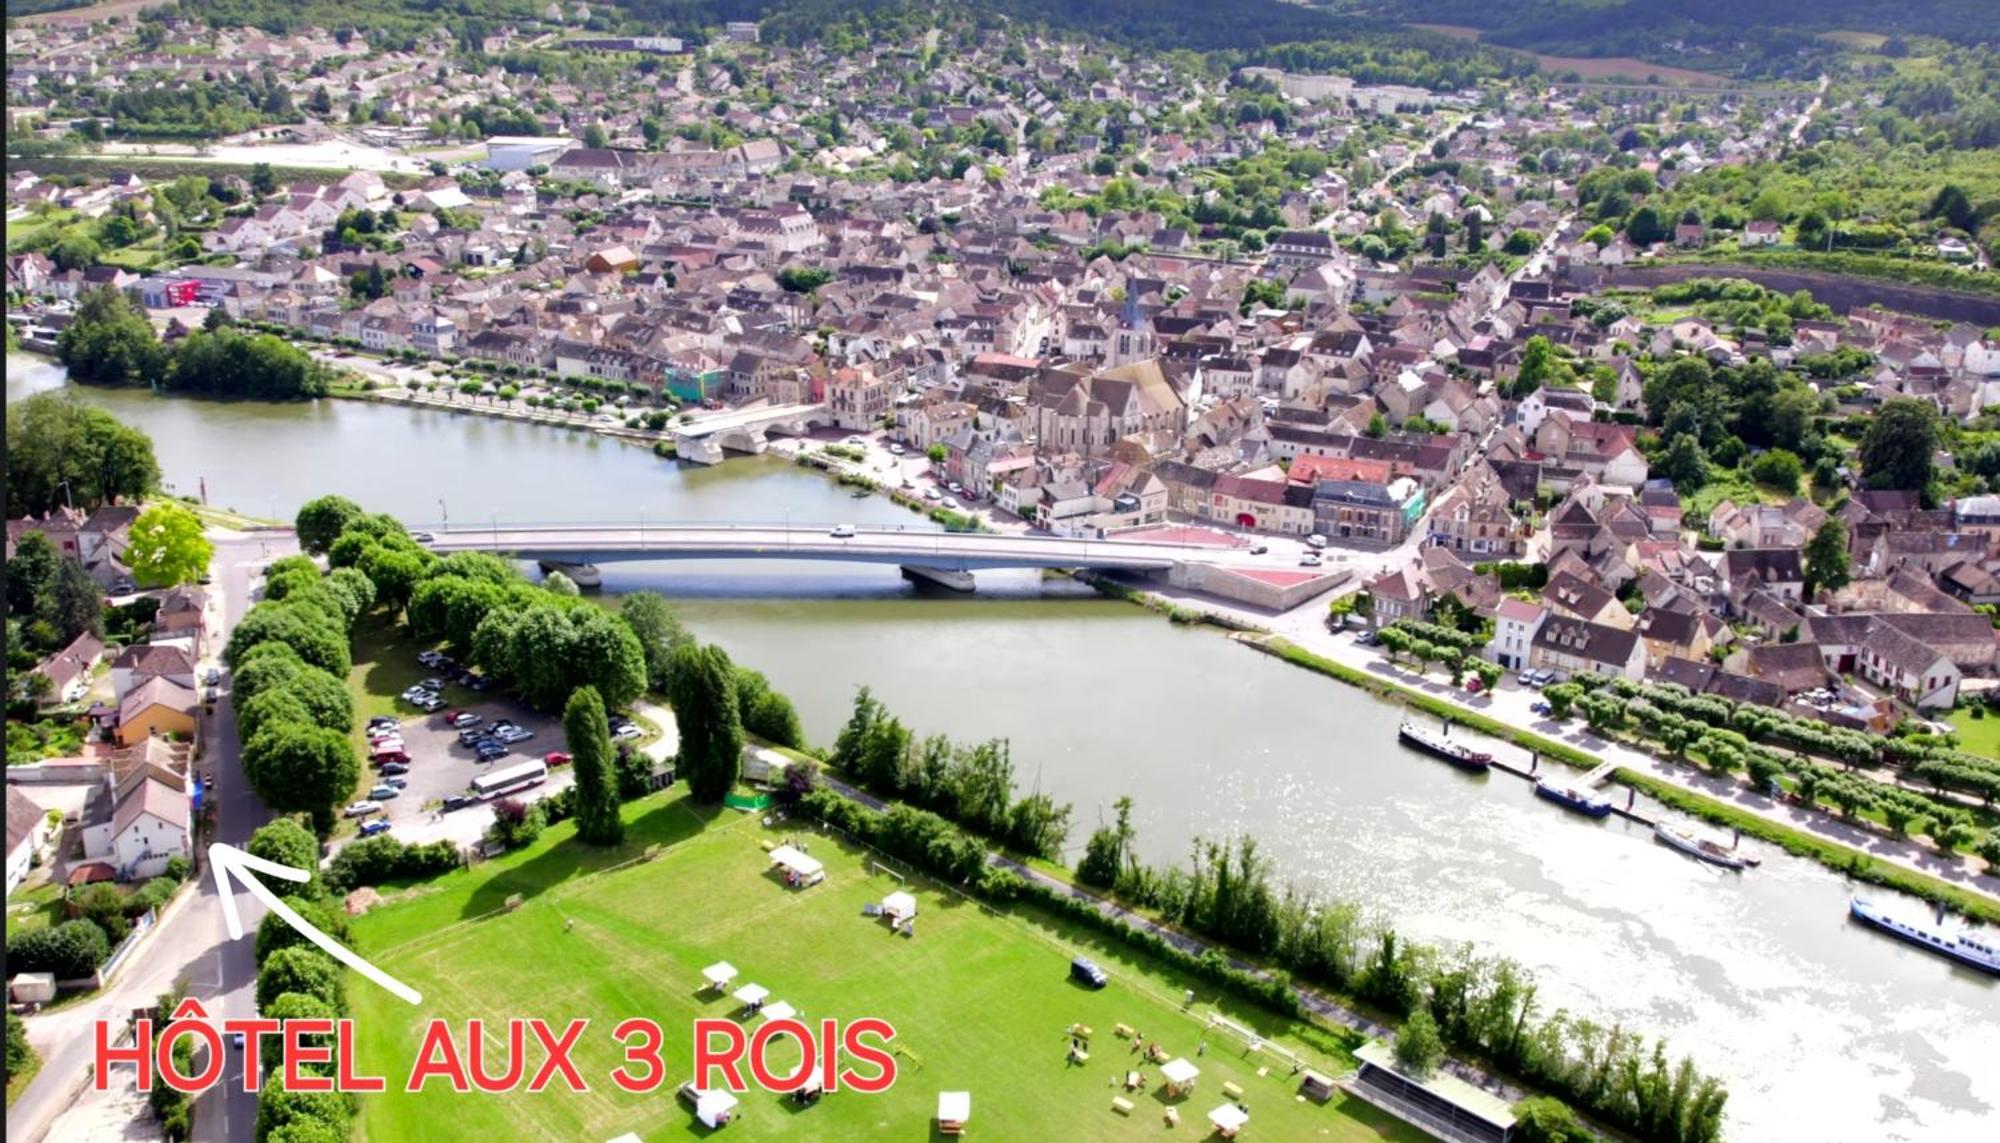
{"left": 3, "top": 878, "right": 67, "bottom": 936}
{"left": 346, "top": 791, "right": 1424, "bottom": 1142}
{"left": 1948, "top": 709, "right": 2000, "bottom": 761}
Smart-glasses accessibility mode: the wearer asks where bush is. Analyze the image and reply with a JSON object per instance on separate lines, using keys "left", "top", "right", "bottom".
{"left": 322, "top": 836, "right": 460, "bottom": 893}
{"left": 255, "top": 946, "right": 346, "bottom": 1013}
{"left": 254, "top": 896, "right": 350, "bottom": 964}
{"left": 9, "top": 918, "right": 112, "bottom": 978}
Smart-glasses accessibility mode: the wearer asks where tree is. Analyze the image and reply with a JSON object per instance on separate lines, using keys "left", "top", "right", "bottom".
{"left": 1747, "top": 449, "right": 1803, "bottom": 492}
{"left": 125, "top": 503, "right": 214, "bottom": 588}
{"left": 1802, "top": 519, "right": 1852, "bottom": 601}
{"left": 1394, "top": 1006, "right": 1445, "bottom": 1078}
{"left": 1625, "top": 205, "right": 1667, "bottom": 247}
{"left": 57, "top": 286, "right": 163, "bottom": 385}
{"left": 775, "top": 266, "right": 834, "bottom": 294}
{"left": 564, "top": 686, "right": 624, "bottom": 846}
{"left": 6, "top": 531, "right": 59, "bottom": 619}
{"left": 247, "top": 817, "right": 321, "bottom": 894}
{"left": 1859, "top": 398, "right": 1939, "bottom": 493}
{"left": 7, "top": 392, "right": 160, "bottom": 516}
{"left": 665, "top": 643, "right": 742, "bottom": 802}
{"left": 8, "top": 919, "right": 111, "bottom": 978}
{"left": 226, "top": 604, "right": 349, "bottom": 675}
{"left": 259, "top": 992, "right": 339, "bottom": 1076}
{"left": 254, "top": 895, "right": 349, "bottom": 965}
{"left": 242, "top": 723, "right": 359, "bottom": 835}
{"left": 6, "top": 1010, "right": 36, "bottom": 1082}
{"left": 1512, "top": 335, "right": 1555, "bottom": 398}
{"left": 619, "top": 591, "right": 692, "bottom": 692}
{"left": 926, "top": 443, "right": 948, "bottom": 464}
{"left": 249, "top": 162, "right": 278, "bottom": 197}
{"left": 583, "top": 122, "right": 609, "bottom": 148}
{"left": 294, "top": 496, "right": 363, "bottom": 555}
{"left": 254, "top": 946, "right": 345, "bottom": 1012}
{"left": 1660, "top": 433, "right": 1709, "bottom": 492}
{"left": 1365, "top": 412, "right": 1387, "bottom": 438}
{"left": 1511, "top": 1096, "right": 1588, "bottom": 1143}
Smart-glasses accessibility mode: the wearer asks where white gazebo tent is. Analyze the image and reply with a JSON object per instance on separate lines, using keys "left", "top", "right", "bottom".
{"left": 882, "top": 890, "right": 917, "bottom": 920}
{"left": 769, "top": 845, "right": 826, "bottom": 887}
{"left": 761, "top": 1000, "right": 798, "bottom": 1023}
{"left": 733, "top": 982, "right": 770, "bottom": 1012}
{"left": 1161, "top": 1057, "right": 1200, "bottom": 1097}
{"left": 694, "top": 1089, "right": 739, "bottom": 1129}
{"left": 607, "top": 1135, "right": 643, "bottom": 1143}
{"left": 937, "top": 1091, "right": 971, "bottom": 1135}
{"left": 1208, "top": 1103, "right": 1248, "bottom": 1138}
{"left": 702, "top": 961, "right": 738, "bottom": 992}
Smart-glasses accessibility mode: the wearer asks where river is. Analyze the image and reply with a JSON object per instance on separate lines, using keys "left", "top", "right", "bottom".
{"left": 11, "top": 354, "right": 1997, "bottom": 1141}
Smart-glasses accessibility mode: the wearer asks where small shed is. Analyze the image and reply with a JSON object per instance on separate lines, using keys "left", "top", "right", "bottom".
{"left": 882, "top": 890, "right": 917, "bottom": 919}
{"left": 1160, "top": 1057, "right": 1200, "bottom": 1097}
{"left": 1299, "top": 1069, "right": 1336, "bottom": 1102}
{"left": 937, "top": 1091, "right": 971, "bottom": 1135}
{"left": 9, "top": 972, "right": 56, "bottom": 1004}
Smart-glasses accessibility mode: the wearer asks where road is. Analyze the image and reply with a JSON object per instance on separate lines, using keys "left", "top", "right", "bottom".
{"left": 419, "top": 522, "right": 1285, "bottom": 572}
{"left": 1313, "top": 112, "right": 1471, "bottom": 231}
{"left": 1787, "top": 75, "right": 1831, "bottom": 149}
{"left": 11, "top": 531, "right": 292, "bottom": 1143}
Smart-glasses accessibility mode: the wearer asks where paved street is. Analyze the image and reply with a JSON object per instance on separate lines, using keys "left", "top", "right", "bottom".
{"left": 12, "top": 531, "right": 293, "bottom": 1143}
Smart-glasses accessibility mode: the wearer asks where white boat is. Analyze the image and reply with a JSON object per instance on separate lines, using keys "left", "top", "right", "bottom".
{"left": 1653, "top": 822, "right": 1758, "bottom": 870}
{"left": 1850, "top": 898, "right": 2000, "bottom": 975}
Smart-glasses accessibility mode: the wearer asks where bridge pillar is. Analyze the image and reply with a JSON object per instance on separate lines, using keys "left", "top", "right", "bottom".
{"left": 675, "top": 434, "right": 727, "bottom": 465}
{"left": 538, "top": 560, "right": 602, "bottom": 589}
{"left": 900, "top": 566, "right": 975, "bottom": 593}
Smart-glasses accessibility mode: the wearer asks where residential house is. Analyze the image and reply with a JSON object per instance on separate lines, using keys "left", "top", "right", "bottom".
{"left": 115, "top": 676, "right": 198, "bottom": 748}
{"left": 79, "top": 769, "right": 191, "bottom": 882}
{"left": 110, "top": 643, "right": 196, "bottom": 702}
{"left": 32, "top": 631, "right": 103, "bottom": 706}
{"left": 1489, "top": 598, "right": 1545, "bottom": 671}
{"left": 6, "top": 787, "right": 54, "bottom": 895}
{"left": 1528, "top": 617, "right": 1646, "bottom": 681}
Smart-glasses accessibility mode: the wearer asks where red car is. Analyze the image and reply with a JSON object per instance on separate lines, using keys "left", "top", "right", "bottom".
{"left": 545, "top": 751, "right": 572, "bottom": 767}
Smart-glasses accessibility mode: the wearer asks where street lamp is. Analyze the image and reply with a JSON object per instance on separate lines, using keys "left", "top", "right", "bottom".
{"left": 439, "top": 499, "right": 449, "bottom": 533}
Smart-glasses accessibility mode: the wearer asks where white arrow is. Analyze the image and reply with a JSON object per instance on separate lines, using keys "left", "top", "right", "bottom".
{"left": 209, "top": 842, "right": 422, "bottom": 1005}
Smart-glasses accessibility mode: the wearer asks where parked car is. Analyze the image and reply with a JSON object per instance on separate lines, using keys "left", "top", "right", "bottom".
{"left": 941, "top": 497, "right": 959, "bottom": 510}
{"left": 358, "top": 819, "right": 392, "bottom": 838}
{"left": 344, "top": 801, "right": 382, "bottom": 818}
{"left": 1307, "top": 534, "right": 1328, "bottom": 550}
{"left": 496, "top": 726, "right": 533, "bottom": 744}
{"left": 829, "top": 524, "right": 856, "bottom": 538}
{"left": 381, "top": 776, "right": 408, "bottom": 789}
{"left": 1070, "top": 957, "right": 1109, "bottom": 989}
{"left": 377, "top": 761, "right": 410, "bottom": 776}
{"left": 888, "top": 443, "right": 905, "bottom": 456}
{"left": 448, "top": 712, "right": 482, "bottom": 729}
{"left": 441, "top": 795, "right": 472, "bottom": 813}
{"left": 410, "top": 531, "right": 436, "bottom": 543}
{"left": 371, "top": 750, "right": 410, "bottom": 766}
{"left": 205, "top": 667, "right": 222, "bottom": 686}
{"left": 946, "top": 481, "right": 963, "bottom": 494}
{"left": 1530, "top": 701, "right": 1553, "bottom": 717}
{"left": 923, "top": 488, "right": 942, "bottom": 501}
{"left": 463, "top": 674, "right": 492, "bottom": 692}
{"left": 614, "top": 724, "right": 643, "bottom": 741}
{"left": 417, "top": 695, "right": 446, "bottom": 712}
{"left": 545, "top": 751, "right": 572, "bottom": 767}
{"left": 368, "top": 783, "right": 401, "bottom": 800}
{"left": 1299, "top": 553, "right": 1323, "bottom": 567}
{"left": 368, "top": 716, "right": 400, "bottom": 730}
{"left": 1249, "top": 543, "right": 1269, "bottom": 555}
{"left": 1355, "top": 630, "right": 1381, "bottom": 647}
{"left": 418, "top": 651, "right": 446, "bottom": 668}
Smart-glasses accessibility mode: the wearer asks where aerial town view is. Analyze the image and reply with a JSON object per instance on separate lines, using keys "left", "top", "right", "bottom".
{"left": 4, "top": 0, "right": 1999, "bottom": 1140}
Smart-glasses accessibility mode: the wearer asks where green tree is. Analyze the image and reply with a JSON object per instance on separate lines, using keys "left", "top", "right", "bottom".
{"left": 1747, "top": 449, "right": 1803, "bottom": 491}
{"left": 1511, "top": 1096, "right": 1588, "bottom": 1143}
{"left": 246, "top": 817, "right": 321, "bottom": 894}
{"left": 563, "top": 686, "right": 624, "bottom": 845}
{"left": 1393, "top": 1006, "right": 1445, "bottom": 1078}
{"left": 1859, "top": 398, "right": 1939, "bottom": 493}
{"left": 1802, "top": 518, "right": 1852, "bottom": 601}
{"left": 56, "top": 286, "right": 163, "bottom": 385}
{"left": 665, "top": 643, "right": 742, "bottom": 802}
{"left": 254, "top": 896, "right": 349, "bottom": 964}
{"left": 8, "top": 393, "right": 161, "bottom": 516}
{"left": 619, "top": 591, "right": 692, "bottom": 692}
{"left": 583, "top": 122, "right": 609, "bottom": 148}
{"left": 1512, "top": 335, "right": 1555, "bottom": 398}
{"left": 294, "top": 495, "right": 363, "bottom": 555}
{"left": 125, "top": 503, "right": 214, "bottom": 588}
{"left": 249, "top": 162, "right": 278, "bottom": 196}
{"left": 258, "top": 992, "right": 338, "bottom": 1076}
{"left": 1660, "top": 433, "right": 1709, "bottom": 491}
{"left": 8, "top": 919, "right": 111, "bottom": 978}
{"left": 242, "top": 723, "right": 359, "bottom": 835}
{"left": 255, "top": 946, "right": 345, "bottom": 1012}
{"left": 1626, "top": 205, "right": 1667, "bottom": 246}
{"left": 926, "top": 443, "right": 948, "bottom": 464}
{"left": 5, "top": 1010, "right": 36, "bottom": 1081}
{"left": 6, "top": 532, "right": 59, "bottom": 623}
{"left": 775, "top": 266, "right": 834, "bottom": 294}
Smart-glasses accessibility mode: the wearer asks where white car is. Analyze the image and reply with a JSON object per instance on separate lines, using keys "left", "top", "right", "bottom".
{"left": 888, "top": 443, "right": 905, "bottom": 455}
{"left": 344, "top": 801, "right": 383, "bottom": 818}
{"left": 1299, "top": 553, "right": 1324, "bottom": 567}
{"left": 614, "top": 724, "right": 643, "bottom": 741}
{"left": 829, "top": 524, "right": 856, "bottom": 538}
{"left": 941, "top": 497, "right": 959, "bottom": 510}
{"left": 923, "top": 488, "right": 942, "bottom": 501}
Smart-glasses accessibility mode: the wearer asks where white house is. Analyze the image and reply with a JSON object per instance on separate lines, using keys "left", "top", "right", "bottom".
{"left": 1489, "top": 598, "right": 1546, "bottom": 671}
{"left": 81, "top": 774, "right": 190, "bottom": 882}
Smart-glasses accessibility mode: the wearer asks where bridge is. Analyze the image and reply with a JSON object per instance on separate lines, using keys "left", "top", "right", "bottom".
{"left": 670, "top": 403, "right": 832, "bottom": 464}
{"left": 422, "top": 522, "right": 1269, "bottom": 571}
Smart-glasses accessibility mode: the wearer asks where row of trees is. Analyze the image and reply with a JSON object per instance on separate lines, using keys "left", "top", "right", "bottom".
{"left": 1377, "top": 625, "right": 1504, "bottom": 691}
{"left": 242, "top": 817, "right": 359, "bottom": 1140}
{"left": 830, "top": 688, "right": 1073, "bottom": 860}
{"left": 225, "top": 554, "right": 376, "bottom": 833}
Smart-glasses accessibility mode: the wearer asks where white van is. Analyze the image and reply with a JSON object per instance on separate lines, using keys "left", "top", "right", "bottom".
{"left": 1307, "top": 534, "right": 1328, "bottom": 550}
{"left": 829, "top": 524, "right": 856, "bottom": 538}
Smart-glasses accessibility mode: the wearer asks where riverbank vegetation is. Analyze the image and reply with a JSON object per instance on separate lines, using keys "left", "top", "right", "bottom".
{"left": 5, "top": 390, "right": 161, "bottom": 517}
{"left": 57, "top": 287, "right": 332, "bottom": 398}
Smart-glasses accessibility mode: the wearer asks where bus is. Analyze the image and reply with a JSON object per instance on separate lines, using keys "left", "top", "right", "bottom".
{"left": 471, "top": 759, "right": 549, "bottom": 801}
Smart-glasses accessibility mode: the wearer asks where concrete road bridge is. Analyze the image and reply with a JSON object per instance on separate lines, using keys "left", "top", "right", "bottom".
{"left": 670, "top": 403, "right": 832, "bottom": 464}
{"left": 418, "top": 521, "right": 1282, "bottom": 592}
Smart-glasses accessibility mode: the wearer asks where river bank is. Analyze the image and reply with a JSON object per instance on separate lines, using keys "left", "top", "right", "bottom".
{"left": 13, "top": 353, "right": 1998, "bottom": 1141}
